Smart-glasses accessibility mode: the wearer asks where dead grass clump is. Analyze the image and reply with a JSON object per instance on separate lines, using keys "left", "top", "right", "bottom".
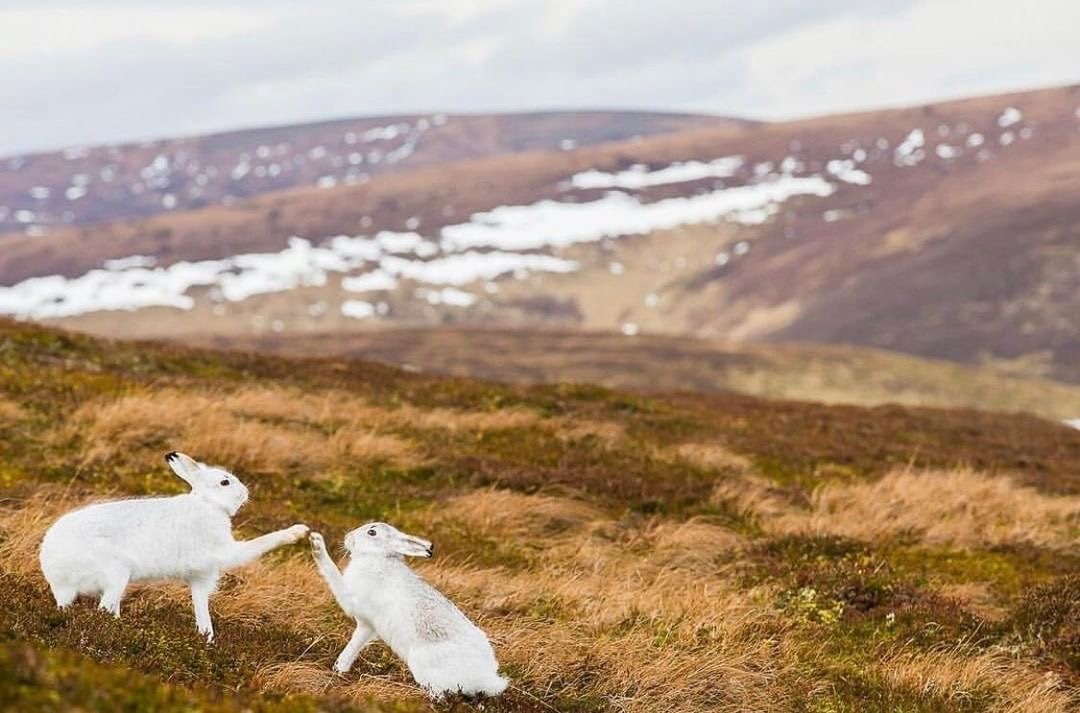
{"left": 70, "top": 391, "right": 329, "bottom": 471}
{"left": 546, "top": 417, "right": 626, "bottom": 445}
{"left": 329, "top": 426, "right": 417, "bottom": 467}
{"left": 68, "top": 389, "right": 417, "bottom": 473}
{"left": 877, "top": 647, "right": 1075, "bottom": 713}
{"left": 225, "top": 386, "right": 356, "bottom": 425}
{"left": 335, "top": 676, "right": 430, "bottom": 707}
{"left": 398, "top": 405, "right": 540, "bottom": 432}
{"left": 668, "top": 442, "right": 751, "bottom": 473}
{"left": 189, "top": 418, "right": 332, "bottom": 474}
{"left": 440, "top": 489, "right": 605, "bottom": 540}
{"left": 255, "top": 661, "right": 337, "bottom": 696}
{"left": 645, "top": 518, "right": 745, "bottom": 571}
{"left": 0, "top": 397, "right": 27, "bottom": 422}
{"left": 711, "top": 474, "right": 797, "bottom": 523}
{"left": 776, "top": 468, "right": 1080, "bottom": 549}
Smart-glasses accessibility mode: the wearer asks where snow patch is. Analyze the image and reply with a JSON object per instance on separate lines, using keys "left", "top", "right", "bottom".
{"left": 997, "top": 107, "right": 1022, "bottom": 128}
{"left": 341, "top": 300, "right": 376, "bottom": 319}
{"left": 935, "top": 144, "right": 960, "bottom": 159}
{"left": 568, "top": 156, "right": 744, "bottom": 190}
{"left": 380, "top": 251, "right": 578, "bottom": 286}
{"left": 342, "top": 270, "right": 398, "bottom": 293}
{"left": 441, "top": 175, "right": 835, "bottom": 252}
{"left": 894, "top": 129, "right": 925, "bottom": 166}
{"left": 419, "top": 287, "right": 475, "bottom": 307}
{"left": 825, "top": 159, "right": 871, "bottom": 185}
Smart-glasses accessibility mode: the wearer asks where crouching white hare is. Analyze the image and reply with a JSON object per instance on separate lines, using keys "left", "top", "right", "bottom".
{"left": 310, "top": 524, "right": 507, "bottom": 698}
{"left": 39, "top": 451, "right": 308, "bottom": 641}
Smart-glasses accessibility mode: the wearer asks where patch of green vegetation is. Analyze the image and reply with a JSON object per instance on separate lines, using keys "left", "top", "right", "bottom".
{"left": 885, "top": 544, "right": 1080, "bottom": 601}
{"left": 0, "top": 642, "right": 407, "bottom": 713}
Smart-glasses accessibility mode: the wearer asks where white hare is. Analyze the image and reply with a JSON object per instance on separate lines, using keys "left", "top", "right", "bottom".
{"left": 310, "top": 524, "right": 507, "bottom": 698}
{"left": 39, "top": 451, "right": 308, "bottom": 641}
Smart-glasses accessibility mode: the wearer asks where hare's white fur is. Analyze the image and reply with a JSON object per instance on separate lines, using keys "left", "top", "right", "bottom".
{"left": 39, "top": 452, "right": 308, "bottom": 641}
{"left": 310, "top": 524, "right": 507, "bottom": 698}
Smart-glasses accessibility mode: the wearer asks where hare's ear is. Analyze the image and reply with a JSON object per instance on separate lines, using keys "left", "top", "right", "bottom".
{"left": 165, "top": 451, "right": 203, "bottom": 488}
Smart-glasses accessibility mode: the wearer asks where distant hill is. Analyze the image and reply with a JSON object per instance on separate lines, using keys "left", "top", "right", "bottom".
{"left": 0, "top": 110, "right": 738, "bottom": 234}
{"left": 1, "top": 85, "right": 1077, "bottom": 383}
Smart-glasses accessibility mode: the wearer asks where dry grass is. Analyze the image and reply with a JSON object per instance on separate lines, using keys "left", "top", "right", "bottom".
{"left": 67, "top": 388, "right": 417, "bottom": 472}
{"left": 0, "top": 397, "right": 27, "bottom": 422}
{"left": 3, "top": 480, "right": 1077, "bottom": 711}
{"left": 546, "top": 418, "right": 626, "bottom": 445}
{"left": 402, "top": 406, "right": 540, "bottom": 432}
{"left": 439, "top": 489, "right": 605, "bottom": 540}
{"left": 772, "top": 468, "right": 1080, "bottom": 550}
{"left": 428, "top": 490, "right": 793, "bottom": 712}
{"left": 875, "top": 647, "right": 1076, "bottom": 712}
{"left": 711, "top": 473, "right": 797, "bottom": 523}
{"left": 666, "top": 442, "right": 752, "bottom": 473}
{"left": 256, "top": 661, "right": 338, "bottom": 696}
{"left": 66, "top": 386, "right": 560, "bottom": 477}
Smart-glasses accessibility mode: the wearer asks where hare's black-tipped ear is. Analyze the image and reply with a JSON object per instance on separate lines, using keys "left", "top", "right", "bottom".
{"left": 166, "top": 451, "right": 202, "bottom": 488}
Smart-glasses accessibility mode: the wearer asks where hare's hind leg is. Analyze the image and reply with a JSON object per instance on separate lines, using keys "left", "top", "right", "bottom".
{"left": 190, "top": 574, "right": 219, "bottom": 642}
{"left": 49, "top": 580, "right": 78, "bottom": 609}
{"left": 98, "top": 565, "right": 130, "bottom": 617}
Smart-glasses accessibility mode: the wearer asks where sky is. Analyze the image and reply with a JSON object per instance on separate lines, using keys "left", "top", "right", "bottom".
{"left": 2, "top": 0, "right": 1079, "bottom": 156}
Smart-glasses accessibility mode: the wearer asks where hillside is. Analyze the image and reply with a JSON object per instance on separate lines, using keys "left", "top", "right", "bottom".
{"left": 1, "top": 319, "right": 1078, "bottom": 711}
{"left": 0, "top": 110, "right": 735, "bottom": 236}
{"left": 1, "top": 85, "right": 1077, "bottom": 383}
{"left": 199, "top": 328, "right": 1080, "bottom": 422}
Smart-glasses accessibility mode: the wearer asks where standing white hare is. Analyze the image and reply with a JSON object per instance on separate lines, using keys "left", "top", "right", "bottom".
{"left": 310, "top": 524, "right": 507, "bottom": 698}
{"left": 39, "top": 451, "right": 308, "bottom": 641}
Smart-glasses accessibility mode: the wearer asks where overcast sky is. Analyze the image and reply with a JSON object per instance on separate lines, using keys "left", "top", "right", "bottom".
{"left": 3, "top": 0, "right": 1079, "bottom": 156}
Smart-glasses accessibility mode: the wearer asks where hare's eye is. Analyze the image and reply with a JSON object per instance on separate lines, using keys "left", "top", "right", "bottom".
{"left": 367, "top": 529, "right": 377, "bottom": 537}
{"left": 220, "top": 479, "right": 230, "bottom": 486}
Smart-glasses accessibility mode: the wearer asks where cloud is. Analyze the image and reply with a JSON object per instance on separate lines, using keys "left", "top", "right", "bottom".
{"left": 0, "top": 0, "right": 1077, "bottom": 156}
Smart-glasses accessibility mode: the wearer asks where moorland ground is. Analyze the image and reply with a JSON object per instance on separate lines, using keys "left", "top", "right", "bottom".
{"left": 0, "top": 318, "right": 1077, "bottom": 712}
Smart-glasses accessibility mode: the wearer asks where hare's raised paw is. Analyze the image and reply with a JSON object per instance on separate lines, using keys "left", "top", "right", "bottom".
{"left": 285, "top": 524, "right": 310, "bottom": 542}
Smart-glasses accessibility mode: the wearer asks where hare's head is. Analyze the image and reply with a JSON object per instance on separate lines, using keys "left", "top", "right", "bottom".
{"left": 165, "top": 451, "right": 249, "bottom": 515}
{"left": 345, "top": 522, "right": 433, "bottom": 559}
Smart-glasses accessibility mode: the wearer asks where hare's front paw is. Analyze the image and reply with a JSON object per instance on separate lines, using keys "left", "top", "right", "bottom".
{"left": 309, "top": 531, "right": 327, "bottom": 554}
{"left": 286, "top": 524, "right": 310, "bottom": 542}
